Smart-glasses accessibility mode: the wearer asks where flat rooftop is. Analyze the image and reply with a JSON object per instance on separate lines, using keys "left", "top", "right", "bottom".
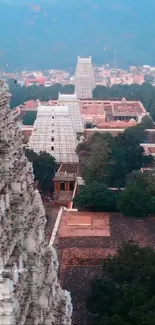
{"left": 55, "top": 211, "right": 155, "bottom": 325}
{"left": 80, "top": 99, "right": 146, "bottom": 117}
{"left": 57, "top": 211, "right": 110, "bottom": 238}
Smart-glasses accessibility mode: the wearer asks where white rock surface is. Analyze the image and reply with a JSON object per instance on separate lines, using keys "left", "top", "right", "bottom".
{"left": 0, "top": 80, "right": 72, "bottom": 325}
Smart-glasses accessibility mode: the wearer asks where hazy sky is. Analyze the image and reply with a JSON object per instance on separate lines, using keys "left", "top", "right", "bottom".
{"left": 0, "top": 0, "right": 155, "bottom": 70}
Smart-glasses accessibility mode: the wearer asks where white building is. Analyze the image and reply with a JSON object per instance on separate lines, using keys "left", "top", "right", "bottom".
{"left": 29, "top": 105, "right": 79, "bottom": 163}
{"left": 0, "top": 80, "right": 72, "bottom": 325}
{"left": 57, "top": 93, "right": 84, "bottom": 133}
{"left": 74, "top": 56, "right": 95, "bottom": 99}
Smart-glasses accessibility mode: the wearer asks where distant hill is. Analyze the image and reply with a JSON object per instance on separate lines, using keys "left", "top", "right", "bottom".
{"left": 0, "top": 0, "right": 155, "bottom": 71}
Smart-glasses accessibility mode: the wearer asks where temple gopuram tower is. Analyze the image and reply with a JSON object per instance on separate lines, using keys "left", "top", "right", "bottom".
{"left": 57, "top": 93, "right": 84, "bottom": 134}
{"left": 74, "top": 56, "right": 95, "bottom": 99}
{"left": 29, "top": 105, "right": 79, "bottom": 163}
{"left": 0, "top": 80, "right": 72, "bottom": 325}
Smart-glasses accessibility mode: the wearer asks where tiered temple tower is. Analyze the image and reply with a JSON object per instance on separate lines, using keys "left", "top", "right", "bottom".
{"left": 74, "top": 56, "right": 95, "bottom": 99}
{"left": 57, "top": 93, "right": 84, "bottom": 134}
{"left": 0, "top": 80, "right": 72, "bottom": 325}
{"left": 29, "top": 105, "right": 79, "bottom": 163}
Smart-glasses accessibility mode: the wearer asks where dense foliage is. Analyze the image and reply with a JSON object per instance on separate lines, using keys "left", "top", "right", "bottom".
{"left": 74, "top": 181, "right": 117, "bottom": 212}
{"left": 79, "top": 132, "right": 113, "bottom": 185}
{"left": 75, "top": 125, "right": 154, "bottom": 215}
{"left": 77, "top": 125, "right": 153, "bottom": 188}
{"left": 8, "top": 79, "right": 74, "bottom": 108}
{"left": 23, "top": 111, "right": 37, "bottom": 125}
{"left": 25, "top": 149, "right": 56, "bottom": 195}
{"left": 118, "top": 171, "right": 155, "bottom": 217}
{"left": 87, "top": 242, "right": 155, "bottom": 325}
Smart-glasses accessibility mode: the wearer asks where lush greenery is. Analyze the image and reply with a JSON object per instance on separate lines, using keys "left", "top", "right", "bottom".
{"left": 8, "top": 79, "right": 74, "bottom": 108}
{"left": 9, "top": 81, "right": 155, "bottom": 122}
{"left": 118, "top": 171, "right": 155, "bottom": 217}
{"left": 23, "top": 111, "right": 37, "bottom": 125}
{"left": 74, "top": 181, "right": 117, "bottom": 212}
{"left": 77, "top": 125, "right": 153, "bottom": 188}
{"left": 87, "top": 242, "right": 155, "bottom": 325}
{"left": 93, "top": 83, "right": 155, "bottom": 121}
{"left": 75, "top": 124, "right": 154, "bottom": 215}
{"left": 74, "top": 170, "right": 155, "bottom": 217}
{"left": 77, "top": 132, "right": 113, "bottom": 185}
{"left": 25, "top": 149, "right": 56, "bottom": 195}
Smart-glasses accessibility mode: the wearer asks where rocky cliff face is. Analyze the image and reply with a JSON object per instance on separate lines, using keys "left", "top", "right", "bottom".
{"left": 0, "top": 79, "right": 72, "bottom": 325}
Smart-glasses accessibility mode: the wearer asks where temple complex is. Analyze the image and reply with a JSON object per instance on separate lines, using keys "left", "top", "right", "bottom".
{"left": 53, "top": 208, "right": 155, "bottom": 325}
{"left": 74, "top": 56, "right": 95, "bottom": 99}
{"left": 29, "top": 104, "right": 79, "bottom": 163}
{"left": 0, "top": 80, "right": 72, "bottom": 325}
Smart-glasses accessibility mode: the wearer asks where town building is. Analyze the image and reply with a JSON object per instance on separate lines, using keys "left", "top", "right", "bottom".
{"left": 52, "top": 163, "right": 78, "bottom": 207}
{"left": 74, "top": 56, "right": 95, "bottom": 99}
{"left": 80, "top": 98, "right": 148, "bottom": 126}
{"left": 20, "top": 98, "right": 147, "bottom": 126}
{"left": 29, "top": 104, "right": 79, "bottom": 163}
{"left": 104, "top": 98, "right": 147, "bottom": 123}
{"left": 57, "top": 93, "right": 84, "bottom": 134}
{"left": 53, "top": 163, "right": 78, "bottom": 193}
{"left": 0, "top": 80, "right": 72, "bottom": 325}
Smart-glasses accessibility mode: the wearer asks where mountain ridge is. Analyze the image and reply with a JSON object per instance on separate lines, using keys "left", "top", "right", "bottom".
{"left": 0, "top": 0, "right": 155, "bottom": 71}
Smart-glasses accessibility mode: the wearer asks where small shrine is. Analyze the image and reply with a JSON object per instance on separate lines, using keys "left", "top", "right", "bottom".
{"left": 53, "top": 163, "right": 78, "bottom": 193}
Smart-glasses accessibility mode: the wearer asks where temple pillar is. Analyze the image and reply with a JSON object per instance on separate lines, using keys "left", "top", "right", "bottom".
{"left": 65, "top": 182, "right": 67, "bottom": 191}
{"left": 54, "top": 182, "right": 60, "bottom": 192}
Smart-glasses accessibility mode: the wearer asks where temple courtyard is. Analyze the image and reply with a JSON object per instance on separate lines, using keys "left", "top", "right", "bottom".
{"left": 53, "top": 211, "right": 155, "bottom": 325}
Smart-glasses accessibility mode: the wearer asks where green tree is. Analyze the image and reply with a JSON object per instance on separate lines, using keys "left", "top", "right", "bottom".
{"left": 82, "top": 133, "right": 113, "bottom": 184}
{"left": 74, "top": 181, "right": 117, "bottom": 212}
{"left": 61, "top": 84, "right": 75, "bottom": 94}
{"left": 108, "top": 127, "right": 153, "bottom": 187}
{"left": 8, "top": 79, "right": 74, "bottom": 108}
{"left": 79, "top": 129, "right": 153, "bottom": 187}
{"left": 123, "top": 124, "right": 146, "bottom": 143}
{"left": 76, "top": 141, "right": 91, "bottom": 156}
{"left": 23, "top": 112, "right": 37, "bottom": 125}
{"left": 141, "top": 115, "right": 155, "bottom": 129}
{"left": 87, "top": 243, "right": 155, "bottom": 325}
{"left": 118, "top": 181, "right": 149, "bottom": 218}
{"left": 25, "top": 149, "right": 56, "bottom": 195}
{"left": 118, "top": 172, "right": 155, "bottom": 217}
{"left": 108, "top": 137, "right": 141, "bottom": 187}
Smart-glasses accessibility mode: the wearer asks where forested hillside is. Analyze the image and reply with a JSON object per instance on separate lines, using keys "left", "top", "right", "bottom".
{"left": 1, "top": 0, "right": 155, "bottom": 70}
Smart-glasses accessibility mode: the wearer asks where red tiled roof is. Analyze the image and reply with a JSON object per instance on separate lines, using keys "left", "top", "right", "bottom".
{"left": 148, "top": 147, "right": 155, "bottom": 154}
{"left": 98, "top": 120, "right": 137, "bottom": 129}
{"left": 23, "top": 100, "right": 38, "bottom": 109}
{"left": 61, "top": 248, "right": 116, "bottom": 270}
{"left": 80, "top": 99, "right": 146, "bottom": 117}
